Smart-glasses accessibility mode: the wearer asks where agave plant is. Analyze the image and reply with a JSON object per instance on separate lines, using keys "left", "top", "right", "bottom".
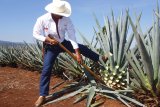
{"left": 57, "top": 53, "right": 84, "bottom": 80}
{"left": 78, "top": 11, "right": 136, "bottom": 89}
{"left": 0, "top": 44, "right": 19, "bottom": 67}
{"left": 126, "top": 2, "right": 160, "bottom": 106}
{"left": 15, "top": 41, "right": 62, "bottom": 73}
{"left": 16, "top": 41, "right": 44, "bottom": 70}
{"left": 58, "top": 51, "right": 102, "bottom": 80}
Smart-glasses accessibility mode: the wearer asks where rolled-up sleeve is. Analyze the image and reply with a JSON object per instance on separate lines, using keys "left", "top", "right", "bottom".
{"left": 66, "top": 18, "right": 79, "bottom": 49}
{"left": 33, "top": 18, "right": 46, "bottom": 42}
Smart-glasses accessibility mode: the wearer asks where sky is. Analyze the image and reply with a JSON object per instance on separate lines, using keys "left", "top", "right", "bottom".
{"left": 0, "top": 0, "right": 158, "bottom": 43}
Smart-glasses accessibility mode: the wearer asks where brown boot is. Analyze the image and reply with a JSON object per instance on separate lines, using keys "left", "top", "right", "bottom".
{"left": 35, "top": 96, "right": 46, "bottom": 107}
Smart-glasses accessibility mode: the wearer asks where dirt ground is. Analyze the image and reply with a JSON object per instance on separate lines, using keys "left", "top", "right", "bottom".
{"left": 0, "top": 67, "right": 127, "bottom": 107}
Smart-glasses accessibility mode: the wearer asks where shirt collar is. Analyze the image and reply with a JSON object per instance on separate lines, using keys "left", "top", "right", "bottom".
{"left": 47, "top": 13, "right": 53, "bottom": 21}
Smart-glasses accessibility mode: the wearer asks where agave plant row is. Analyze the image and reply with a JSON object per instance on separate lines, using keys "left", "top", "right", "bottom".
{"left": 0, "top": 41, "right": 60, "bottom": 73}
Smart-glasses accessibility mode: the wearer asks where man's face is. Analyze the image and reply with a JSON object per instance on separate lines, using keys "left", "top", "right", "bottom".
{"left": 52, "top": 14, "right": 63, "bottom": 19}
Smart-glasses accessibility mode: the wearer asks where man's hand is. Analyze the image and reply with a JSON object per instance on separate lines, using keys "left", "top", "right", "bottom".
{"left": 75, "top": 48, "right": 83, "bottom": 64}
{"left": 50, "top": 39, "right": 59, "bottom": 45}
{"left": 76, "top": 53, "right": 83, "bottom": 64}
{"left": 45, "top": 35, "right": 59, "bottom": 45}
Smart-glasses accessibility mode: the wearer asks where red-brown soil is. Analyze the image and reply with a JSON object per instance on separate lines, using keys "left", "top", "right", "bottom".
{"left": 0, "top": 67, "right": 127, "bottom": 107}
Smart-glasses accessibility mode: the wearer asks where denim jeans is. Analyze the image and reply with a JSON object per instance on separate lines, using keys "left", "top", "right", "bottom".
{"left": 40, "top": 40, "right": 99, "bottom": 96}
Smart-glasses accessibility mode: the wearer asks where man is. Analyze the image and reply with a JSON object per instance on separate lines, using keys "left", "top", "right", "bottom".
{"left": 33, "top": 0, "right": 108, "bottom": 106}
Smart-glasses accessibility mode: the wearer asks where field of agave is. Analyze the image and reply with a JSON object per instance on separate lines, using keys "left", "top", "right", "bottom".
{"left": 1, "top": 2, "right": 160, "bottom": 107}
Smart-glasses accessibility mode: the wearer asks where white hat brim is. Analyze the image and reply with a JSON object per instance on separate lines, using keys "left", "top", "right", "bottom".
{"left": 45, "top": 1, "right": 71, "bottom": 17}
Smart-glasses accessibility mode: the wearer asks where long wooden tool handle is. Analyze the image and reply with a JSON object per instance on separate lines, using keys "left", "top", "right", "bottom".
{"left": 58, "top": 43, "right": 105, "bottom": 84}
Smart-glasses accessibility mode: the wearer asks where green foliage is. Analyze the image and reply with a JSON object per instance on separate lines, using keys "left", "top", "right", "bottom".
{"left": 57, "top": 53, "right": 83, "bottom": 79}
{"left": 0, "top": 41, "right": 59, "bottom": 72}
{"left": 126, "top": 1, "right": 160, "bottom": 105}
{"left": 79, "top": 11, "right": 133, "bottom": 89}
{"left": 0, "top": 45, "right": 17, "bottom": 67}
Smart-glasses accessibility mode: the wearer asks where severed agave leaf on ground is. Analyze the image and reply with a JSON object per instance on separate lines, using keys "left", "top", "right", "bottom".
{"left": 90, "top": 98, "right": 105, "bottom": 107}
{"left": 51, "top": 81, "right": 65, "bottom": 90}
{"left": 73, "top": 93, "right": 87, "bottom": 104}
{"left": 86, "top": 86, "right": 96, "bottom": 107}
{"left": 44, "top": 85, "right": 90, "bottom": 105}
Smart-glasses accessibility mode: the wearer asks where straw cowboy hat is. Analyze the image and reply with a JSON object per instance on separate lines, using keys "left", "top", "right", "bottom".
{"left": 45, "top": 0, "right": 71, "bottom": 17}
